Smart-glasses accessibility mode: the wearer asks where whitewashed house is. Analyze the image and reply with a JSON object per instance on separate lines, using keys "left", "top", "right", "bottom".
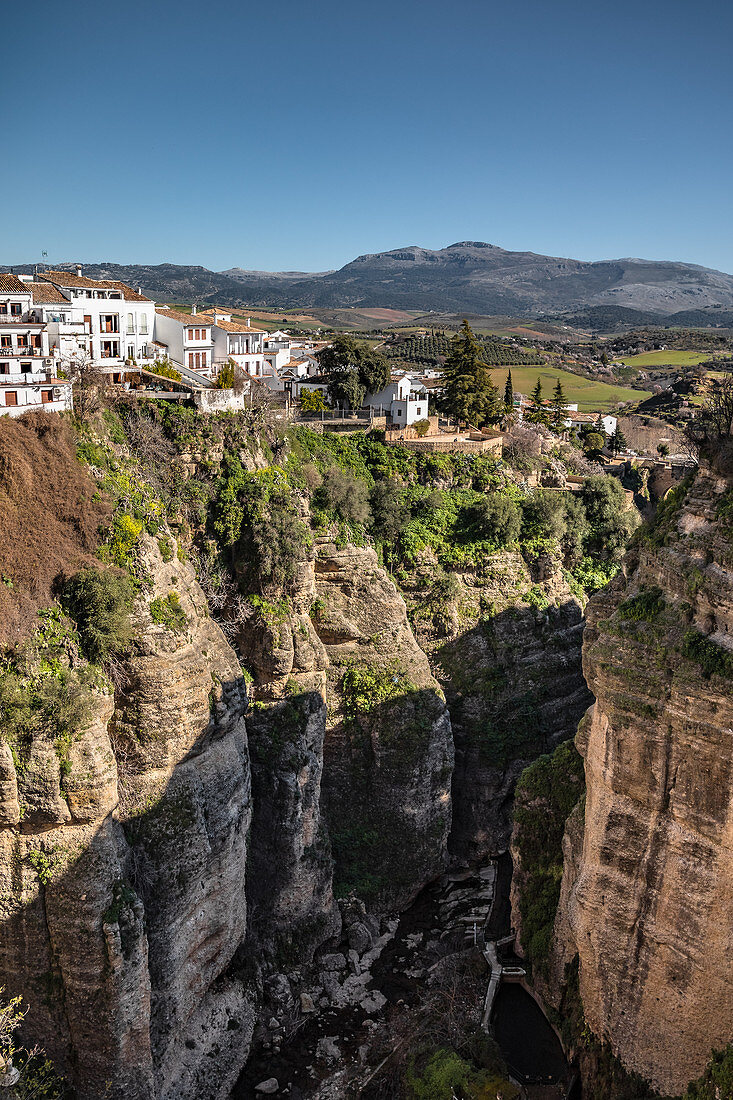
{"left": 364, "top": 374, "right": 429, "bottom": 426}
{"left": 154, "top": 306, "right": 215, "bottom": 377}
{"left": 0, "top": 274, "right": 73, "bottom": 416}
{"left": 35, "top": 268, "right": 155, "bottom": 379}
{"left": 199, "top": 309, "right": 267, "bottom": 378}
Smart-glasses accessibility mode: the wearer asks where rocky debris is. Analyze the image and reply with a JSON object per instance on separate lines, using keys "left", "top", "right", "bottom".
{"left": 551, "top": 466, "right": 733, "bottom": 1095}
{"left": 254, "top": 1079, "right": 279, "bottom": 1094}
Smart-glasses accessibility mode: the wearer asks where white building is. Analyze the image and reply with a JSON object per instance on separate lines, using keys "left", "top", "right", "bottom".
{"left": 364, "top": 374, "right": 429, "bottom": 426}
{"left": 154, "top": 307, "right": 215, "bottom": 378}
{"left": 35, "top": 268, "right": 155, "bottom": 379}
{"left": 0, "top": 274, "right": 73, "bottom": 416}
{"left": 199, "top": 309, "right": 267, "bottom": 378}
{"left": 565, "top": 411, "right": 617, "bottom": 435}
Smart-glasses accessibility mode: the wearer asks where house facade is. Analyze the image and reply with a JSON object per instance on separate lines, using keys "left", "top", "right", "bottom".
{"left": 35, "top": 268, "right": 155, "bottom": 379}
{"left": 0, "top": 274, "right": 73, "bottom": 416}
{"left": 200, "top": 309, "right": 267, "bottom": 378}
{"left": 364, "top": 374, "right": 429, "bottom": 426}
{"left": 154, "top": 307, "right": 215, "bottom": 377}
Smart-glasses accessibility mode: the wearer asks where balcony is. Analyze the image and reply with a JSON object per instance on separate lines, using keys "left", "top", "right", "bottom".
{"left": 0, "top": 345, "right": 45, "bottom": 357}
{"left": 0, "top": 312, "right": 43, "bottom": 325}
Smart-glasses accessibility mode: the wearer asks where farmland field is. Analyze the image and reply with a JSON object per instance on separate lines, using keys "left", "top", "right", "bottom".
{"left": 615, "top": 350, "right": 719, "bottom": 367}
{"left": 488, "top": 365, "right": 650, "bottom": 412}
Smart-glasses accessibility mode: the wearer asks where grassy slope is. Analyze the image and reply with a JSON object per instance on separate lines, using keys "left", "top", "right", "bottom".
{"left": 616, "top": 349, "right": 719, "bottom": 367}
{"left": 488, "top": 364, "right": 650, "bottom": 411}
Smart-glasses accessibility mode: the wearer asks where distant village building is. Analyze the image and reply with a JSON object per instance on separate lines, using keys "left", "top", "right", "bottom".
{"left": 364, "top": 374, "right": 429, "bottom": 426}
{"left": 154, "top": 306, "right": 215, "bottom": 378}
{"left": 199, "top": 309, "right": 267, "bottom": 378}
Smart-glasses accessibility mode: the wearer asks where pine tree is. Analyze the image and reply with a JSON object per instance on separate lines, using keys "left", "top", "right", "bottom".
{"left": 439, "top": 320, "right": 501, "bottom": 427}
{"left": 550, "top": 378, "right": 568, "bottom": 431}
{"left": 526, "top": 376, "right": 548, "bottom": 425}
{"left": 504, "top": 369, "right": 514, "bottom": 411}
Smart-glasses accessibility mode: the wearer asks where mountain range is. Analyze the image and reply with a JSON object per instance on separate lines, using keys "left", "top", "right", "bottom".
{"left": 7, "top": 241, "right": 733, "bottom": 323}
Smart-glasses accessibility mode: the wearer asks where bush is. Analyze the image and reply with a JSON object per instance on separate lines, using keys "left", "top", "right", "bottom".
{"left": 468, "top": 493, "right": 521, "bottom": 546}
{"left": 618, "top": 586, "right": 665, "bottom": 622}
{"left": 151, "top": 359, "right": 182, "bottom": 383}
{"left": 681, "top": 630, "right": 733, "bottom": 679}
{"left": 316, "top": 465, "right": 371, "bottom": 527}
{"left": 412, "top": 418, "right": 431, "bottom": 437}
{"left": 149, "top": 592, "right": 187, "bottom": 633}
{"left": 61, "top": 568, "right": 134, "bottom": 663}
{"left": 521, "top": 490, "right": 567, "bottom": 543}
{"left": 300, "top": 389, "right": 328, "bottom": 413}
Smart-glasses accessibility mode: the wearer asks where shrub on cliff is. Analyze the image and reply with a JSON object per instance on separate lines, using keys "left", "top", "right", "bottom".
{"left": 61, "top": 567, "right": 134, "bottom": 664}
{"left": 684, "top": 1045, "right": 733, "bottom": 1099}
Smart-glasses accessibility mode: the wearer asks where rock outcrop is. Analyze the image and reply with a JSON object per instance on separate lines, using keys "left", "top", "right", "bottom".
{"left": 313, "top": 538, "right": 454, "bottom": 910}
{"left": 551, "top": 467, "right": 733, "bottom": 1095}
{"left": 406, "top": 550, "right": 590, "bottom": 858}
{"left": 0, "top": 534, "right": 255, "bottom": 1100}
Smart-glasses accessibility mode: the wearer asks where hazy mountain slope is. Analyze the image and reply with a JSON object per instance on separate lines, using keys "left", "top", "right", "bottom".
{"left": 6, "top": 242, "right": 733, "bottom": 317}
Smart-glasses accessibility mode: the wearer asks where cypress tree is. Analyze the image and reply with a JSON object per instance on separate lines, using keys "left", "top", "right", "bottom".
{"left": 439, "top": 320, "right": 500, "bottom": 427}
{"left": 550, "top": 378, "right": 568, "bottom": 430}
{"left": 504, "top": 369, "right": 514, "bottom": 411}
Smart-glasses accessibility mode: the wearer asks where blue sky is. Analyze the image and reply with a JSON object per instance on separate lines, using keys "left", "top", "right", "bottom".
{"left": 4, "top": 0, "right": 733, "bottom": 274}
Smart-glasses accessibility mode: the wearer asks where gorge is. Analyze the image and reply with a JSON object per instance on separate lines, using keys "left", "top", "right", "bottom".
{"left": 0, "top": 407, "right": 730, "bottom": 1100}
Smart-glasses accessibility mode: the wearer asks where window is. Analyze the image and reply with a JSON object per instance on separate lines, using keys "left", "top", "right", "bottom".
{"left": 0, "top": 364, "right": 8, "bottom": 374}
{"left": 189, "top": 353, "right": 194, "bottom": 368}
{"left": 140, "top": 314, "right": 148, "bottom": 335}
{"left": 5, "top": 392, "right": 17, "bottom": 406}
{"left": 416, "top": 407, "right": 422, "bottom": 415}
{"left": 127, "top": 313, "right": 134, "bottom": 334}
{"left": 0, "top": 337, "right": 10, "bottom": 349}
{"left": 0, "top": 304, "right": 7, "bottom": 315}
{"left": 10, "top": 303, "right": 21, "bottom": 316}
{"left": 201, "top": 352, "right": 207, "bottom": 367}
{"left": 42, "top": 390, "right": 52, "bottom": 404}
{"left": 17, "top": 336, "right": 27, "bottom": 348}
{"left": 21, "top": 363, "right": 31, "bottom": 374}
{"left": 188, "top": 328, "right": 194, "bottom": 341}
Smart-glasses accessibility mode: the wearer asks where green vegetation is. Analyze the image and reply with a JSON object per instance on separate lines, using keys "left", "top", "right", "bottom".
{"left": 385, "top": 329, "right": 542, "bottom": 367}
{"left": 616, "top": 349, "right": 719, "bottom": 368}
{"left": 61, "top": 568, "right": 134, "bottom": 664}
{"left": 513, "top": 740, "right": 585, "bottom": 975}
{"left": 300, "top": 388, "right": 328, "bottom": 413}
{"left": 618, "top": 586, "right": 665, "bottom": 623}
{"left": 438, "top": 320, "right": 502, "bottom": 427}
{"left": 149, "top": 592, "right": 187, "bottom": 633}
{"left": 150, "top": 359, "right": 182, "bottom": 383}
{"left": 316, "top": 334, "right": 389, "bottom": 408}
{"left": 405, "top": 1046, "right": 519, "bottom": 1100}
{"left": 684, "top": 1045, "right": 733, "bottom": 1099}
{"left": 487, "top": 364, "right": 650, "bottom": 411}
{"left": 681, "top": 630, "right": 733, "bottom": 680}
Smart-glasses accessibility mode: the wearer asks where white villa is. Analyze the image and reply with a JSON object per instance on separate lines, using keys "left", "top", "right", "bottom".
{"left": 154, "top": 306, "right": 215, "bottom": 378}
{"left": 0, "top": 273, "right": 71, "bottom": 416}
{"left": 364, "top": 374, "right": 430, "bottom": 426}
{"left": 199, "top": 309, "right": 267, "bottom": 378}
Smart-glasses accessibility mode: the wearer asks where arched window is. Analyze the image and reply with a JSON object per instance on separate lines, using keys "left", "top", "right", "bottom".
{"left": 139, "top": 313, "right": 148, "bottom": 334}
{"left": 127, "top": 313, "right": 134, "bottom": 334}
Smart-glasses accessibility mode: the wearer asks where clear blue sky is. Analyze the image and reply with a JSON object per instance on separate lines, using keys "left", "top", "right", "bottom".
{"left": 4, "top": 0, "right": 733, "bottom": 274}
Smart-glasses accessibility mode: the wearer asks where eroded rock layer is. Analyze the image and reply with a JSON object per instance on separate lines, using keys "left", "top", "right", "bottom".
{"left": 553, "top": 467, "right": 733, "bottom": 1095}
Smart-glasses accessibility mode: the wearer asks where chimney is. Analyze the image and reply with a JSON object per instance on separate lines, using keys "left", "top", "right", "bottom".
{"left": 192, "top": 303, "right": 197, "bottom": 315}
{"left": 137, "top": 286, "right": 142, "bottom": 295}
{"left": 76, "top": 264, "right": 82, "bottom": 278}
{"left": 246, "top": 317, "right": 250, "bottom": 328}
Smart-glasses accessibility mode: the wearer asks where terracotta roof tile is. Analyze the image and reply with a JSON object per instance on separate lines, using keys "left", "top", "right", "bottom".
{"left": 28, "top": 282, "right": 68, "bottom": 304}
{"left": 156, "top": 307, "right": 213, "bottom": 327}
{"left": 0, "top": 274, "right": 28, "bottom": 294}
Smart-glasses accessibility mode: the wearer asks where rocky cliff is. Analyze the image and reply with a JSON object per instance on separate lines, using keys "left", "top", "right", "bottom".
{"left": 550, "top": 466, "right": 733, "bottom": 1095}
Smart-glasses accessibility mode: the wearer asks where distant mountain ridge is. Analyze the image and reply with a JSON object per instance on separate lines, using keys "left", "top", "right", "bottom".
{"left": 6, "top": 242, "right": 733, "bottom": 322}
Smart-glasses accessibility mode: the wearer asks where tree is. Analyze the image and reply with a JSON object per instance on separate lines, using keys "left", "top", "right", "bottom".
{"left": 438, "top": 320, "right": 501, "bottom": 427}
{"left": 657, "top": 441, "right": 670, "bottom": 457}
{"left": 317, "top": 335, "right": 389, "bottom": 410}
{"left": 609, "top": 426, "right": 628, "bottom": 455}
{"left": 504, "top": 370, "right": 514, "bottom": 412}
{"left": 468, "top": 493, "right": 521, "bottom": 546}
{"left": 582, "top": 431, "right": 606, "bottom": 459}
{"left": 526, "top": 376, "right": 548, "bottom": 425}
{"left": 300, "top": 388, "right": 328, "bottom": 413}
{"left": 549, "top": 379, "right": 568, "bottom": 431}
{"left": 214, "top": 359, "right": 236, "bottom": 389}
{"left": 63, "top": 350, "right": 106, "bottom": 424}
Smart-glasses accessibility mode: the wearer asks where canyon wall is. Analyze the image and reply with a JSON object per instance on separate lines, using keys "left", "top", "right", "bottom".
{"left": 551, "top": 467, "right": 733, "bottom": 1095}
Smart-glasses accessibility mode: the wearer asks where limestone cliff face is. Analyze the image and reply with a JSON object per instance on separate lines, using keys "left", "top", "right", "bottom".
{"left": 0, "top": 534, "right": 255, "bottom": 1100}
{"left": 406, "top": 550, "right": 590, "bottom": 858}
{"left": 552, "top": 467, "right": 733, "bottom": 1095}
{"left": 312, "top": 538, "right": 454, "bottom": 910}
